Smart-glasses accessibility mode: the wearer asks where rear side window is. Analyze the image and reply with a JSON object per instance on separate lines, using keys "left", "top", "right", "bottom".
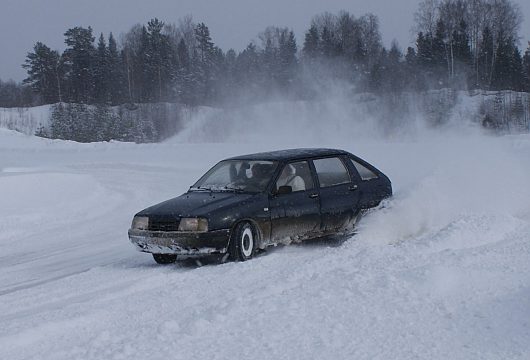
{"left": 313, "top": 157, "right": 351, "bottom": 187}
{"left": 350, "top": 158, "right": 378, "bottom": 181}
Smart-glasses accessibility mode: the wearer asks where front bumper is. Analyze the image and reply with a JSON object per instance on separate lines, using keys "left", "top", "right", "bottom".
{"left": 128, "top": 228, "right": 230, "bottom": 256}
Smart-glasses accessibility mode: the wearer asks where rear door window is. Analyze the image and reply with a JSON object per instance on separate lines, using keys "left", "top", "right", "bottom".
{"left": 350, "top": 158, "right": 378, "bottom": 181}
{"left": 313, "top": 157, "right": 351, "bottom": 187}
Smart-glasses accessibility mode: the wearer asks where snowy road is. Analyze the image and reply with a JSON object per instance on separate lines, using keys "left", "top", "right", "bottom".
{"left": 1, "top": 128, "right": 529, "bottom": 359}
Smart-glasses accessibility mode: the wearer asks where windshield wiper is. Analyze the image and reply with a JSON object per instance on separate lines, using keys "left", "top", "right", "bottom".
{"left": 222, "top": 186, "right": 245, "bottom": 193}
{"left": 189, "top": 186, "right": 212, "bottom": 192}
{"left": 190, "top": 185, "right": 246, "bottom": 193}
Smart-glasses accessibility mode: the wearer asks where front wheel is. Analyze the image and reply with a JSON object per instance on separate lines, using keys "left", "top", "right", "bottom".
{"left": 229, "top": 222, "right": 256, "bottom": 261}
{"left": 152, "top": 253, "right": 177, "bottom": 264}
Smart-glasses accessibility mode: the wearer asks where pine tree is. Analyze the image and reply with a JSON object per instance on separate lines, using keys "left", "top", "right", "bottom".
{"left": 195, "top": 23, "right": 214, "bottom": 65}
{"left": 387, "top": 41, "right": 404, "bottom": 93}
{"left": 175, "top": 38, "right": 194, "bottom": 104}
{"left": 416, "top": 32, "right": 432, "bottom": 68}
{"left": 303, "top": 25, "right": 320, "bottom": 59}
{"left": 107, "top": 33, "right": 126, "bottom": 105}
{"left": 509, "top": 46, "right": 524, "bottom": 91}
{"left": 405, "top": 46, "right": 417, "bottom": 65}
{"left": 146, "top": 18, "right": 175, "bottom": 102}
{"left": 194, "top": 22, "right": 216, "bottom": 103}
{"left": 94, "top": 33, "right": 110, "bottom": 103}
{"left": 491, "top": 37, "right": 521, "bottom": 91}
{"left": 22, "top": 42, "right": 62, "bottom": 103}
{"left": 416, "top": 31, "right": 437, "bottom": 88}
{"left": 235, "top": 43, "right": 262, "bottom": 96}
{"left": 50, "top": 102, "right": 68, "bottom": 139}
{"left": 278, "top": 30, "right": 297, "bottom": 89}
{"left": 63, "top": 26, "right": 96, "bottom": 103}
{"left": 133, "top": 20, "right": 174, "bottom": 102}
{"left": 405, "top": 46, "right": 424, "bottom": 91}
{"left": 93, "top": 103, "right": 121, "bottom": 141}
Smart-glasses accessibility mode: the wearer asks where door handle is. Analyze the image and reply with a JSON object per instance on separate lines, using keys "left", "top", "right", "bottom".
{"left": 349, "top": 185, "right": 358, "bottom": 191}
{"left": 309, "top": 193, "right": 319, "bottom": 198}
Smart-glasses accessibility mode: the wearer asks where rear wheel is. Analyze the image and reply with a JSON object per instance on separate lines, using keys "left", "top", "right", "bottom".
{"left": 229, "top": 222, "right": 256, "bottom": 261}
{"left": 152, "top": 254, "right": 177, "bottom": 264}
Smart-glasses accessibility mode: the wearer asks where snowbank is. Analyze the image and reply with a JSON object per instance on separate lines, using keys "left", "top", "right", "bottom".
{"left": 0, "top": 104, "right": 51, "bottom": 135}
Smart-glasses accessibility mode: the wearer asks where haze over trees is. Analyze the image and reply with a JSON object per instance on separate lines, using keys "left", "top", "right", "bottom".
{"left": 0, "top": 0, "right": 529, "bottom": 141}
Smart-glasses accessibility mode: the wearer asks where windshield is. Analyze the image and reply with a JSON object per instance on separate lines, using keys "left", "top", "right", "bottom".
{"left": 191, "top": 160, "right": 278, "bottom": 193}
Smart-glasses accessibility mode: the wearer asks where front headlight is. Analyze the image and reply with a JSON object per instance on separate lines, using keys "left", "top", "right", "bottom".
{"left": 131, "top": 216, "right": 149, "bottom": 230}
{"left": 178, "top": 218, "right": 208, "bottom": 232}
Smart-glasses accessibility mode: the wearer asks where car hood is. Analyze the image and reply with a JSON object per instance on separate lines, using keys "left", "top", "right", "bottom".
{"left": 137, "top": 191, "right": 255, "bottom": 218}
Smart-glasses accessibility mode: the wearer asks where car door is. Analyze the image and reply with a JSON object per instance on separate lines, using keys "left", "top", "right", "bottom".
{"left": 312, "top": 156, "right": 360, "bottom": 233}
{"left": 346, "top": 156, "right": 388, "bottom": 208}
{"left": 269, "top": 160, "right": 321, "bottom": 243}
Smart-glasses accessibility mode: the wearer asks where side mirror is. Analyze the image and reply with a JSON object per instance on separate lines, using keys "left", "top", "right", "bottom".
{"left": 276, "top": 185, "right": 293, "bottom": 195}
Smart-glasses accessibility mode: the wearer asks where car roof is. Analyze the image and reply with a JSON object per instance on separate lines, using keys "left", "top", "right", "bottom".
{"left": 225, "top": 148, "right": 350, "bottom": 162}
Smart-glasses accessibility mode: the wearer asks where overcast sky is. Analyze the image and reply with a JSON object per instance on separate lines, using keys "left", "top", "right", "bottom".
{"left": 1, "top": 0, "right": 529, "bottom": 82}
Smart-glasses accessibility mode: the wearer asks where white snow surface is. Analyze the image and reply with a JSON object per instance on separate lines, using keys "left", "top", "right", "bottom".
{"left": 0, "top": 105, "right": 51, "bottom": 135}
{"left": 1, "top": 115, "right": 530, "bottom": 359}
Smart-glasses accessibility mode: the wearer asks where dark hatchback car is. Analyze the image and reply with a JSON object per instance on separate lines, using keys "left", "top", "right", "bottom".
{"left": 128, "top": 148, "right": 392, "bottom": 264}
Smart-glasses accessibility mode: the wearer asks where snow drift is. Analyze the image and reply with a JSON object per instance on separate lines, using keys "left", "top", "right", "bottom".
{"left": 0, "top": 95, "right": 529, "bottom": 359}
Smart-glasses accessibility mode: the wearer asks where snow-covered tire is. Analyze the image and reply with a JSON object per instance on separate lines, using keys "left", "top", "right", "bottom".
{"left": 229, "top": 222, "right": 256, "bottom": 261}
{"left": 152, "top": 254, "right": 177, "bottom": 264}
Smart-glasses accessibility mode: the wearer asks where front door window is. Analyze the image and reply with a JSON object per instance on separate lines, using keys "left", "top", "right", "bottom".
{"left": 275, "top": 161, "right": 314, "bottom": 192}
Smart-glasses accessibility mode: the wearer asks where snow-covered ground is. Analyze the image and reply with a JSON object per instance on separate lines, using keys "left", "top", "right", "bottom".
{"left": 1, "top": 117, "right": 530, "bottom": 359}
{"left": 0, "top": 104, "right": 51, "bottom": 135}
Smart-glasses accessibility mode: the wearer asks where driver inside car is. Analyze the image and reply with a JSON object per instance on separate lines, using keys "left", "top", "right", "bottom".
{"left": 276, "top": 164, "right": 305, "bottom": 192}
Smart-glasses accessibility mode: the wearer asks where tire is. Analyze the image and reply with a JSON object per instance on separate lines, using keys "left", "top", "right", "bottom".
{"left": 152, "top": 253, "right": 177, "bottom": 264}
{"left": 229, "top": 222, "right": 256, "bottom": 261}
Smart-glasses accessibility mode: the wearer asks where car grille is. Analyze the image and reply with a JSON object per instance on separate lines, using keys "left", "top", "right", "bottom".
{"left": 149, "top": 218, "right": 180, "bottom": 232}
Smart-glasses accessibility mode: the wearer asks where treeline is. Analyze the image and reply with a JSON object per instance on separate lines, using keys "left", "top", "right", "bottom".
{"left": 0, "top": 0, "right": 529, "bottom": 140}
{"left": 17, "top": 17, "right": 300, "bottom": 107}
{"left": 4, "top": 0, "right": 530, "bottom": 109}
{"left": 408, "top": 0, "right": 528, "bottom": 92}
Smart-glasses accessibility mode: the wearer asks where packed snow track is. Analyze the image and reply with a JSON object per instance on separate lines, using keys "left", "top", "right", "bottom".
{"left": 0, "top": 128, "right": 529, "bottom": 360}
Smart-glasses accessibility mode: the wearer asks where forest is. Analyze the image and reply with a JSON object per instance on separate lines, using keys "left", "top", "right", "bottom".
{"left": 0, "top": 0, "right": 529, "bottom": 142}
